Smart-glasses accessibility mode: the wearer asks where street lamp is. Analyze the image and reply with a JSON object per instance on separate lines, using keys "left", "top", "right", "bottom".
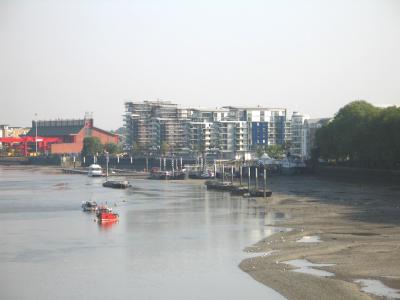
{"left": 35, "top": 113, "right": 38, "bottom": 155}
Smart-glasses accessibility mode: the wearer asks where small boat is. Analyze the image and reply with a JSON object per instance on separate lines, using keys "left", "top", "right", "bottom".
{"left": 149, "top": 169, "right": 172, "bottom": 180}
{"left": 102, "top": 180, "right": 130, "bottom": 189}
{"left": 81, "top": 200, "right": 98, "bottom": 212}
{"left": 96, "top": 205, "right": 119, "bottom": 223}
{"left": 88, "top": 164, "right": 103, "bottom": 177}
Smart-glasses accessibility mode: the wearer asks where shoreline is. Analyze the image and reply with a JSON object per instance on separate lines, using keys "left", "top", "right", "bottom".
{"left": 239, "top": 176, "right": 400, "bottom": 300}
{"left": 2, "top": 165, "right": 399, "bottom": 299}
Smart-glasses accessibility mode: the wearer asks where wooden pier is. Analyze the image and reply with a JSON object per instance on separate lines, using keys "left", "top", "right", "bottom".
{"left": 205, "top": 180, "right": 272, "bottom": 198}
{"left": 62, "top": 168, "right": 149, "bottom": 178}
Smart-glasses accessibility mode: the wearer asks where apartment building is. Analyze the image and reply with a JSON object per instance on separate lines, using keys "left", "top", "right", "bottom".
{"left": 289, "top": 112, "right": 309, "bottom": 157}
{"left": 124, "top": 101, "right": 190, "bottom": 152}
{"left": 223, "top": 106, "right": 287, "bottom": 147}
{"left": 124, "top": 101, "right": 314, "bottom": 159}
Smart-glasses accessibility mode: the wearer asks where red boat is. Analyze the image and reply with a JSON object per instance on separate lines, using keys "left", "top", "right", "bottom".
{"left": 96, "top": 206, "right": 119, "bottom": 223}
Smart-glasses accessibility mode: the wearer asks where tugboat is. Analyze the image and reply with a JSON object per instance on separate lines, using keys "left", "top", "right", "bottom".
{"left": 96, "top": 205, "right": 119, "bottom": 223}
{"left": 81, "top": 200, "right": 98, "bottom": 212}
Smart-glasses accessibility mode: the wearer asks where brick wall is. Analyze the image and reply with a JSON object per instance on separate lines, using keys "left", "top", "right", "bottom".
{"left": 50, "top": 128, "right": 118, "bottom": 154}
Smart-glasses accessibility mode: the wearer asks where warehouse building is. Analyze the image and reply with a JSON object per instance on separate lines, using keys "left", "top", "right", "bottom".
{"left": 26, "top": 117, "right": 118, "bottom": 154}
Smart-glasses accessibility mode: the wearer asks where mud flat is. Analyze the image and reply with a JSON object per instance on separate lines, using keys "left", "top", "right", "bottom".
{"left": 240, "top": 175, "right": 400, "bottom": 300}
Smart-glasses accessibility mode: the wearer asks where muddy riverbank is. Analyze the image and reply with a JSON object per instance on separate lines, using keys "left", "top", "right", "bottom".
{"left": 240, "top": 175, "right": 400, "bottom": 300}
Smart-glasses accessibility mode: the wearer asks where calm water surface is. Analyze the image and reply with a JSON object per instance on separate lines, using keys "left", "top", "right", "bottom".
{"left": 0, "top": 166, "right": 285, "bottom": 300}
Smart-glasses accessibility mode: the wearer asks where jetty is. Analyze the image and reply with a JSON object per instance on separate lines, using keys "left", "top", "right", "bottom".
{"left": 62, "top": 168, "right": 88, "bottom": 175}
{"left": 62, "top": 167, "right": 149, "bottom": 178}
{"left": 205, "top": 180, "right": 272, "bottom": 197}
{"left": 204, "top": 163, "right": 272, "bottom": 198}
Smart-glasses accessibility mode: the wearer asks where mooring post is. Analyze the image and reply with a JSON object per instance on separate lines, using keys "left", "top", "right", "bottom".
{"left": 248, "top": 166, "right": 251, "bottom": 191}
{"left": 240, "top": 165, "right": 242, "bottom": 186}
{"left": 255, "top": 167, "right": 258, "bottom": 190}
{"left": 264, "top": 168, "right": 267, "bottom": 197}
{"left": 106, "top": 152, "right": 109, "bottom": 181}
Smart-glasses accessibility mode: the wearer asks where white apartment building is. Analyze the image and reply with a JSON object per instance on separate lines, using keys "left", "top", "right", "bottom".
{"left": 290, "top": 112, "right": 309, "bottom": 157}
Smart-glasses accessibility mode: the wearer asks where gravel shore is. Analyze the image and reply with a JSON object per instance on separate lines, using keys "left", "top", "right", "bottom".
{"left": 239, "top": 175, "right": 400, "bottom": 300}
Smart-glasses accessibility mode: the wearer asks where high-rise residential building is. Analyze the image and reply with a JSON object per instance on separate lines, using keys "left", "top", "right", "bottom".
{"left": 124, "top": 100, "right": 190, "bottom": 152}
{"left": 124, "top": 101, "right": 309, "bottom": 159}
{"left": 124, "top": 101, "right": 158, "bottom": 148}
{"left": 224, "top": 106, "right": 287, "bottom": 147}
{"left": 212, "top": 121, "right": 249, "bottom": 159}
{"left": 188, "top": 108, "right": 231, "bottom": 152}
{"left": 290, "top": 112, "right": 309, "bottom": 157}
{"left": 188, "top": 121, "right": 213, "bottom": 151}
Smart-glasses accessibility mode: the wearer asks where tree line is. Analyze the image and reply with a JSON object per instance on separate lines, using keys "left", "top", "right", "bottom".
{"left": 314, "top": 101, "right": 400, "bottom": 169}
{"left": 81, "top": 137, "right": 121, "bottom": 156}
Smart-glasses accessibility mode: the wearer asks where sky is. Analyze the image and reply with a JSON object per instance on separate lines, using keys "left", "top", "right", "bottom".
{"left": 0, "top": 0, "right": 399, "bottom": 130}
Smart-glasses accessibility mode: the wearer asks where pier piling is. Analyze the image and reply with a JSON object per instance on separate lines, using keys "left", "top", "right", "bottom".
{"left": 255, "top": 167, "right": 258, "bottom": 190}
{"left": 248, "top": 166, "right": 251, "bottom": 191}
{"left": 264, "top": 168, "right": 267, "bottom": 198}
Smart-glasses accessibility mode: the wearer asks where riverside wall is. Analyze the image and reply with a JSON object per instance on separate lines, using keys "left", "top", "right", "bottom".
{"left": 315, "top": 165, "right": 400, "bottom": 184}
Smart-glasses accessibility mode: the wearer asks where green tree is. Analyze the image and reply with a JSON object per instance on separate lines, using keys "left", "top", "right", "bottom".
{"left": 315, "top": 101, "right": 400, "bottom": 169}
{"left": 81, "top": 137, "right": 103, "bottom": 157}
{"left": 104, "top": 143, "right": 120, "bottom": 155}
{"left": 265, "top": 144, "right": 284, "bottom": 159}
{"left": 132, "top": 142, "right": 142, "bottom": 156}
{"left": 161, "top": 142, "right": 170, "bottom": 156}
{"left": 254, "top": 145, "right": 264, "bottom": 158}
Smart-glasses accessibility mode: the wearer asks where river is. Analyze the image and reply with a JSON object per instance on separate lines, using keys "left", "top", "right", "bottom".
{"left": 0, "top": 166, "right": 285, "bottom": 300}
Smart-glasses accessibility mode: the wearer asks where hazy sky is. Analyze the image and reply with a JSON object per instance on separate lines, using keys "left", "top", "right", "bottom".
{"left": 1, "top": 0, "right": 399, "bottom": 130}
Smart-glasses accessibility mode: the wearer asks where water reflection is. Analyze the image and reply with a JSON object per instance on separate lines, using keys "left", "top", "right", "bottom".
{"left": 98, "top": 220, "right": 118, "bottom": 231}
{"left": 0, "top": 167, "right": 286, "bottom": 300}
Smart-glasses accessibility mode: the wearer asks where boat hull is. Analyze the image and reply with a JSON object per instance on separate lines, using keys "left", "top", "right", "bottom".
{"left": 97, "top": 212, "right": 119, "bottom": 222}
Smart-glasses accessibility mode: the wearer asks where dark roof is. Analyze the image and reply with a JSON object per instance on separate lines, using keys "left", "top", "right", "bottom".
{"left": 26, "top": 126, "right": 83, "bottom": 137}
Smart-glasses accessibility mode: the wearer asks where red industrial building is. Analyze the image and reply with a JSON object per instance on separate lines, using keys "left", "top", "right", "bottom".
{"left": 24, "top": 118, "right": 119, "bottom": 155}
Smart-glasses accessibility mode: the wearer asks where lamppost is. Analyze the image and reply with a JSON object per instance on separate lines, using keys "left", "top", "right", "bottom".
{"left": 35, "top": 113, "right": 38, "bottom": 155}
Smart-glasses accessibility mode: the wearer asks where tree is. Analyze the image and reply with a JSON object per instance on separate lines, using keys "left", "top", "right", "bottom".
{"left": 132, "top": 142, "right": 142, "bottom": 156}
{"left": 104, "top": 143, "right": 120, "bottom": 155}
{"left": 255, "top": 145, "right": 264, "bottom": 159}
{"left": 265, "top": 144, "right": 284, "bottom": 159}
{"left": 81, "top": 137, "right": 103, "bottom": 157}
{"left": 161, "top": 142, "right": 170, "bottom": 156}
{"left": 314, "top": 101, "right": 400, "bottom": 169}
